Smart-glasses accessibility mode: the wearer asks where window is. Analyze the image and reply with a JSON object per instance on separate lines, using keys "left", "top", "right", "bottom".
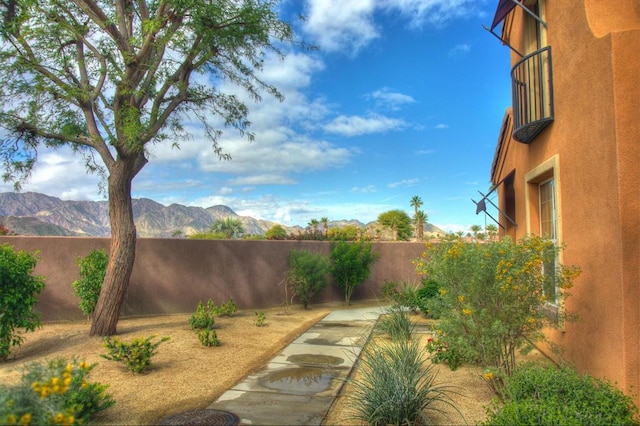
{"left": 525, "top": 156, "right": 561, "bottom": 306}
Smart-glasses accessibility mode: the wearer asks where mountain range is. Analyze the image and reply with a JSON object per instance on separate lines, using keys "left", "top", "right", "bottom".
{"left": 1, "top": 192, "right": 421, "bottom": 238}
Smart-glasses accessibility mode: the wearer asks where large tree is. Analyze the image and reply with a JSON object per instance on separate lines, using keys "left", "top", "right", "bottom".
{"left": 377, "top": 209, "right": 412, "bottom": 241}
{"left": 0, "top": 0, "right": 296, "bottom": 336}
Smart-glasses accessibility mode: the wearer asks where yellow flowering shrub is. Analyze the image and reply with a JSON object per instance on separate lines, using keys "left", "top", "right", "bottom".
{"left": 415, "top": 234, "right": 580, "bottom": 380}
{"left": 0, "top": 358, "right": 114, "bottom": 425}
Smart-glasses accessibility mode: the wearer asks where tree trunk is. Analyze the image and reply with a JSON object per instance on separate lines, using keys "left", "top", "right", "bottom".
{"left": 90, "top": 158, "right": 140, "bottom": 336}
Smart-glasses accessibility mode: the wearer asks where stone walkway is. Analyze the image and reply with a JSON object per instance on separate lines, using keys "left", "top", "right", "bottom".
{"left": 203, "top": 306, "right": 386, "bottom": 425}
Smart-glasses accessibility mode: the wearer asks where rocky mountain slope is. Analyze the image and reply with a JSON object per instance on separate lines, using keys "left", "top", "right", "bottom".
{"left": 0, "top": 192, "right": 445, "bottom": 238}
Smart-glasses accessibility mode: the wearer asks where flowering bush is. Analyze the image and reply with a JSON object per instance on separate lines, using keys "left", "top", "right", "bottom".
{"left": 415, "top": 234, "right": 580, "bottom": 379}
{"left": 0, "top": 358, "right": 114, "bottom": 425}
{"left": 426, "top": 336, "right": 462, "bottom": 370}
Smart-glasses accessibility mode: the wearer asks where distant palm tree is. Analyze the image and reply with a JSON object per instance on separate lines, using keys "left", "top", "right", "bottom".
{"left": 410, "top": 196, "right": 424, "bottom": 239}
{"left": 308, "top": 218, "right": 319, "bottom": 238}
{"left": 320, "top": 217, "right": 329, "bottom": 238}
{"left": 470, "top": 224, "right": 485, "bottom": 241}
{"left": 486, "top": 224, "right": 498, "bottom": 240}
{"left": 415, "top": 210, "right": 428, "bottom": 240}
{"left": 210, "top": 217, "right": 245, "bottom": 239}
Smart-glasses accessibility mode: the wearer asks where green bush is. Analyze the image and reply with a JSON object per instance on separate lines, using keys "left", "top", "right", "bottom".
{"left": 218, "top": 297, "right": 237, "bottom": 317}
{"left": 416, "top": 235, "right": 580, "bottom": 378}
{"left": 189, "top": 300, "right": 217, "bottom": 330}
{"left": 330, "top": 240, "right": 378, "bottom": 305}
{"left": 0, "top": 357, "right": 114, "bottom": 425}
{"left": 0, "top": 243, "right": 46, "bottom": 361}
{"left": 101, "top": 335, "right": 169, "bottom": 374}
{"left": 426, "top": 336, "right": 462, "bottom": 371}
{"left": 196, "top": 329, "right": 220, "bottom": 347}
{"left": 254, "top": 311, "right": 266, "bottom": 327}
{"left": 483, "top": 362, "right": 639, "bottom": 425}
{"left": 416, "top": 279, "right": 443, "bottom": 318}
{"left": 349, "top": 337, "right": 458, "bottom": 425}
{"left": 72, "top": 249, "right": 108, "bottom": 318}
{"left": 286, "top": 249, "right": 331, "bottom": 309}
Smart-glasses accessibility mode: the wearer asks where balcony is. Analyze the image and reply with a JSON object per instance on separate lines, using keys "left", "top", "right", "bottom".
{"left": 511, "top": 46, "right": 554, "bottom": 143}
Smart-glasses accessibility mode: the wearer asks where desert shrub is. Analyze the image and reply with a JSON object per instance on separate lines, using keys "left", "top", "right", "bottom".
{"left": 189, "top": 300, "right": 217, "bottom": 330}
{"left": 483, "top": 362, "right": 639, "bottom": 425}
{"left": 415, "top": 234, "right": 580, "bottom": 378}
{"left": 0, "top": 357, "right": 114, "bottom": 425}
{"left": 380, "top": 280, "right": 402, "bottom": 303}
{"left": 416, "top": 279, "right": 444, "bottom": 318}
{"left": 101, "top": 335, "right": 169, "bottom": 374}
{"left": 255, "top": 311, "right": 266, "bottom": 327}
{"left": 349, "top": 337, "right": 458, "bottom": 425}
{"left": 196, "top": 329, "right": 220, "bottom": 347}
{"left": 330, "top": 240, "right": 379, "bottom": 305}
{"left": 426, "top": 336, "right": 462, "bottom": 371}
{"left": 375, "top": 304, "right": 414, "bottom": 342}
{"left": 218, "top": 297, "right": 237, "bottom": 317}
{"left": 72, "top": 249, "right": 108, "bottom": 318}
{"left": 0, "top": 243, "right": 46, "bottom": 361}
{"left": 265, "top": 224, "right": 287, "bottom": 240}
{"left": 286, "top": 249, "right": 330, "bottom": 309}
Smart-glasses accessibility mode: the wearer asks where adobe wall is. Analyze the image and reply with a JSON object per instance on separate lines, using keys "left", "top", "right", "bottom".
{"left": 0, "top": 236, "right": 426, "bottom": 322}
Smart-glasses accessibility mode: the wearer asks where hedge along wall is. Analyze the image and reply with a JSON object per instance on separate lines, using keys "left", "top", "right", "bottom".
{"left": 0, "top": 236, "right": 427, "bottom": 322}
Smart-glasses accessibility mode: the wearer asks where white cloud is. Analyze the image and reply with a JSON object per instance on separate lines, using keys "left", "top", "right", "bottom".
{"left": 323, "top": 114, "right": 407, "bottom": 136}
{"left": 448, "top": 43, "right": 471, "bottom": 57}
{"left": 387, "top": 178, "right": 419, "bottom": 188}
{"left": 351, "top": 185, "right": 377, "bottom": 193}
{"left": 380, "top": 0, "right": 483, "bottom": 28}
{"left": 302, "top": 0, "right": 378, "bottom": 54}
{"left": 435, "top": 123, "right": 449, "bottom": 129}
{"left": 366, "top": 87, "right": 417, "bottom": 111}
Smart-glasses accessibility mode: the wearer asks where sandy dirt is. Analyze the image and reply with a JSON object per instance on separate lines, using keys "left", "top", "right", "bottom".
{"left": 1, "top": 302, "right": 499, "bottom": 425}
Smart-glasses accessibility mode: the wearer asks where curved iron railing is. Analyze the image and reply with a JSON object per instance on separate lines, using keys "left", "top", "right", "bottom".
{"left": 511, "top": 46, "right": 554, "bottom": 143}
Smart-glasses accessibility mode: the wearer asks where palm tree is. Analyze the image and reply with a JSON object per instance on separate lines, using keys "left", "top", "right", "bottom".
{"left": 486, "top": 224, "right": 498, "bottom": 240}
{"left": 210, "top": 217, "right": 245, "bottom": 239}
{"left": 320, "top": 217, "right": 329, "bottom": 238}
{"left": 410, "top": 196, "right": 424, "bottom": 240}
{"left": 415, "top": 210, "right": 428, "bottom": 240}
{"left": 308, "top": 218, "right": 319, "bottom": 238}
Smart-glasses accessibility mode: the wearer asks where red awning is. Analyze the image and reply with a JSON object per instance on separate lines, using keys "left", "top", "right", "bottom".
{"left": 490, "top": 0, "right": 522, "bottom": 30}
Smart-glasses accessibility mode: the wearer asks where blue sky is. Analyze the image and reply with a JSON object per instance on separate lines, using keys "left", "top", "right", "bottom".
{"left": 0, "top": 0, "right": 511, "bottom": 233}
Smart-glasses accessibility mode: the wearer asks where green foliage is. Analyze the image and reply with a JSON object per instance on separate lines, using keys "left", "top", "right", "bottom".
{"left": 483, "top": 362, "right": 640, "bottom": 425}
{"left": 217, "top": 297, "right": 237, "bottom": 317}
{"left": 416, "top": 235, "right": 581, "bottom": 378}
{"left": 348, "top": 337, "right": 458, "bottom": 426}
{"left": 265, "top": 224, "right": 288, "bottom": 240}
{"left": 71, "top": 249, "right": 108, "bottom": 318}
{"left": 0, "top": 243, "right": 45, "bottom": 361}
{"left": 100, "top": 335, "right": 169, "bottom": 374}
{"left": 0, "top": 357, "right": 114, "bottom": 425}
{"left": 376, "top": 304, "right": 414, "bottom": 342}
{"left": 416, "top": 279, "right": 443, "bottom": 318}
{"left": 286, "top": 249, "right": 331, "bottom": 309}
{"left": 377, "top": 209, "right": 413, "bottom": 241}
{"left": 330, "top": 241, "right": 379, "bottom": 305}
{"left": 327, "top": 225, "right": 361, "bottom": 241}
{"left": 254, "top": 311, "right": 266, "bottom": 327}
{"left": 209, "top": 217, "right": 245, "bottom": 239}
{"left": 426, "top": 336, "right": 462, "bottom": 371}
{"left": 196, "top": 329, "right": 220, "bottom": 347}
{"left": 187, "top": 231, "right": 227, "bottom": 240}
{"left": 189, "top": 300, "right": 217, "bottom": 329}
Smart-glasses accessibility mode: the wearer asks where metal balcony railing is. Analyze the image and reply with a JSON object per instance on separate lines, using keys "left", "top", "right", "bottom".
{"left": 511, "top": 46, "right": 554, "bottom": 143}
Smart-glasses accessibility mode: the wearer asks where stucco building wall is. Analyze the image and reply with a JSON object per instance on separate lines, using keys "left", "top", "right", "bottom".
{"left": 490, "top": 1, "right": 640, "bottom": 396}
{"left": 0, "top": 236, "right": 426, "bottom": 322}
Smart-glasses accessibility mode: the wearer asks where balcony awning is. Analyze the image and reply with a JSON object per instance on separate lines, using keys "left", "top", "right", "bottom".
{"left": 490, "top": 0, "right": 522, "bottom": 30}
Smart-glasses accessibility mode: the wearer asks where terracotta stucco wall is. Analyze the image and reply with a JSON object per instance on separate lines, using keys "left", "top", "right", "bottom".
{"left": 0, "top": 236, "right": 426, "bottom": 322}
{"left": 491, "top": 1, "right": 640, "bottom": 396}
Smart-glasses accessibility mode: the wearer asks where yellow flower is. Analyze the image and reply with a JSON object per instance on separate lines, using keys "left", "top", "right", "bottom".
{"left": 462, "top": 308, "right": 472, "bottom": 316}
{"left": 51, "top": 377, "right": 59, "bottom": 385}
{"left": 63, "top": 377, "right": 72, "bottom": 387}
{"left": 483, "top": 371, "right": 494, "bottom": 380}
{"left": 54, "top": 413, "right": 65, "bottom": 423}
{"left": 457, "top": 295, "right": 465, "bottom": 302}
{"left": 40, "top": 387, "right": 51, "bottom": 399}
{"left": 526, "top": 317, "right": 535, "bottom": 324}
{"left": 439, "top": 289, "right": 447, "bottom": 296}
{"left": 6, "top": 414, "right": 17, "bottom": 425}
{"left": 64, "top": 415, "right": 75, "bottom": 426}
{"left": 19, "top": 413, "right": 31, "bottom": 426}
{"left": 65, "top": 364, "right": 72, "bottom": 373}
{"left": 79, "top": 361, "right": 89, "bottom": 370}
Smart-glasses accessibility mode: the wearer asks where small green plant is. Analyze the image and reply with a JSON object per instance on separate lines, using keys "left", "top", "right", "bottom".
{"left": 255, "top": 311, "right": 266, "bottom": 327}
{"left": 0, "top": 243, "right": 46, "bottom": 361}
{"left": 72, "top": 249, "right": 108, "bottom": 318}
{"left": 285, "top": 249, "right": 331, "bottom": 309}
{"left": 330, "top": 240, "right": 379, "bottom": 305}
{"left": 100, "top": 335, "right": 169, "bottom": 374}
{"left": 426, "top": 336, "right": 462, "bottom": 371}
{"left": 375, "top": 304, "right": 414, "bottom": 342}
{"left": 196, "top": 329, "right": 220, "bottom": 347}
{"left": 0, "top": 357, "right": 114, "bottom": 425}
{"left": 189, "top": 300, "right": 217, "bottom": 329}
{"left": 483, "top": 362, "right": 640, "bottom": 425}
{"left": 348, "top": 337, "right": 459, "bottom": 425}
{"left": 218, "top": 297, "right": 237, "bottom": 317}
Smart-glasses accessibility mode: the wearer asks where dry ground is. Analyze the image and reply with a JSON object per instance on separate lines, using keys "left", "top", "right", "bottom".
{"left": 1, "top": 301, "right": 499, "bottom": 425}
